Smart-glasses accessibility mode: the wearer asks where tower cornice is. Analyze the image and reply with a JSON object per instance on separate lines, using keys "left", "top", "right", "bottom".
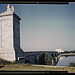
{"left": 0, "top": 4, "right": 21, "bottom": 20}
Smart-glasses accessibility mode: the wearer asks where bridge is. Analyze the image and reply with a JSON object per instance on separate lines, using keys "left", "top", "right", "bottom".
{"left": 18, "top": 51, "right": 59, "bottom": 65}
{"left": 57, "top": 53, "right": 75, "bottom": 60}
{"left": 60, "top": 53, "right": 75, "bottom": 56}
{"left": 18, "top": 51, "right": 75, "bottom": 65}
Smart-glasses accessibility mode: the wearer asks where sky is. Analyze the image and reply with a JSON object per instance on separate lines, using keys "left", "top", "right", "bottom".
{"left": 0, "top": 3, "right": 75, "bottom": 51}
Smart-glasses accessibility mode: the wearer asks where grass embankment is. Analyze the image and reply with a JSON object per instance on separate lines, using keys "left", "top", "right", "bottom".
{"left": 0, "top": 58, "right": 75, "bottom": 73}
{"left": 0, "top": 64, "right": 75, "bottom": 73}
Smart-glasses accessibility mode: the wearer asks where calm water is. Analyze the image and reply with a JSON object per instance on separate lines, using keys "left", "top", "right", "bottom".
{"left": 56, "top": 56, "right": 75, "bottom": 66}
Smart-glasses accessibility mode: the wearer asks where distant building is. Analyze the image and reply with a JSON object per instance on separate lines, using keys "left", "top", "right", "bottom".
{"left": 55, "top": 49, "right": 64, "bottom": 53}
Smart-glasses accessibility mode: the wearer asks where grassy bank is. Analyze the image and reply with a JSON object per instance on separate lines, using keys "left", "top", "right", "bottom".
{"left": 0, "top": 64, "right": 75, "bottom": 73}
{"left": 0, "top": 58, "right": 75, "bottom": 73}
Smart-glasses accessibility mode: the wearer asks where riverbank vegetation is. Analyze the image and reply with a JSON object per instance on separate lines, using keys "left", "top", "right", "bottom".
{"left": 0, "top": 58, "right": 17, "bottom": 65}
{"left": 69, "top": 63, "right": 75, "bottom": 67}
{"left": 36, "top": 53, "right": 52, "bottom": 65}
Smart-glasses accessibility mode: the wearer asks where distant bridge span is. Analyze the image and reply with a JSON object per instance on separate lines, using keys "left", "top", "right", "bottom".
{"left": 57, "top": 53, "right": 75, "bottom": 60}
{"left": 60, "top": 53, "right": 75, "bottom": 56}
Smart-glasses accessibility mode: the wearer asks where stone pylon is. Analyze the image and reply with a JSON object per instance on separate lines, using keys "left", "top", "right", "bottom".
{"left": 0, "top": 4, "right": 24, "bottom": 62}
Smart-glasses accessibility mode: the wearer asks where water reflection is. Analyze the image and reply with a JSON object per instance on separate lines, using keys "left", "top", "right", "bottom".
{"left": 56, "top": 56, "right": 75, "bottom": 66}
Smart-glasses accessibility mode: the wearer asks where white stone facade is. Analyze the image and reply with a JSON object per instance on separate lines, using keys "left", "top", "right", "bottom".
{"left": 0, "top": 4, "right": 24, "bottom": 62}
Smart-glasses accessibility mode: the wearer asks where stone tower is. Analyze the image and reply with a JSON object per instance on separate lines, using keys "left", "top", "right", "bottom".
{"left": 0, "top": 4, "right": 24, "bottom": 62}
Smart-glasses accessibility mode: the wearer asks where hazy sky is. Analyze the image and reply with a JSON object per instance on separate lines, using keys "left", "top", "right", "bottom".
{"left": 0, "top": 3, "right": 75, "bottom": 51}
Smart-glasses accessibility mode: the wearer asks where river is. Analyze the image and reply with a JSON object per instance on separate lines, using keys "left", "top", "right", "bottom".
{"left": 56, "top": 56, "right": 75, "bottom": 66}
